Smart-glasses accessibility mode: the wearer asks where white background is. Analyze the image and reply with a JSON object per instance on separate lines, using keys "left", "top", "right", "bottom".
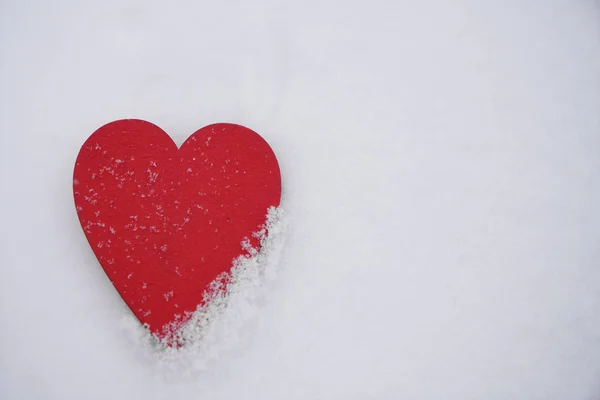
{"left": 1, "top": 0, "right": 600, "bottom": 399}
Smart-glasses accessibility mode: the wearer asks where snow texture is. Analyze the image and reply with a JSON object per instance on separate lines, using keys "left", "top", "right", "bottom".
{"left": 123, "top": 206, "right": 287, "bottom": 377}
{"left": 1, "top": 1, "right": 600, "bottom": 399}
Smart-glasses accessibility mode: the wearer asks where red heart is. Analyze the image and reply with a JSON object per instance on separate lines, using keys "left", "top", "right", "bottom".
{"left": 73, "top": 119, "right": 281, "bottom": 341}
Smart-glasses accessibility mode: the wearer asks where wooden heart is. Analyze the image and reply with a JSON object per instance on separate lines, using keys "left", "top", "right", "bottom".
{"left": 73, "top": 119, "right": 281, "bottom": 341}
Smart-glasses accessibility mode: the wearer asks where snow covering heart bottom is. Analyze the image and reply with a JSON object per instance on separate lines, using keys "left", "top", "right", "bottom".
{"left": 73, "top": 119, "right": 282, "bottom": 346}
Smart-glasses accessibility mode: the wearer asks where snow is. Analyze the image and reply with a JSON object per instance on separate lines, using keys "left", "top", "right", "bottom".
{"left": 143, "top": 207, "right": 286, "bottom": 359}
{"left": 1, "top": 0, "right": 600, "bottom": 399}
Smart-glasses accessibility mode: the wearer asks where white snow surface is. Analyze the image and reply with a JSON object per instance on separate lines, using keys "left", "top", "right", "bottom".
{"left": 1, "top": 1, "right": 600, "bottom": 399}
